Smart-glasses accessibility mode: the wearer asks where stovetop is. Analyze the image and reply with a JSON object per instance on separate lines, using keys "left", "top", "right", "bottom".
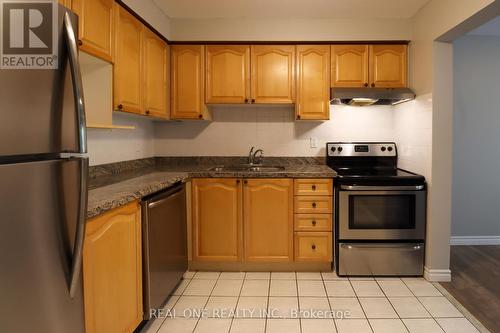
{"left": 326, "top": 142, "right": 426, "bottom": 186}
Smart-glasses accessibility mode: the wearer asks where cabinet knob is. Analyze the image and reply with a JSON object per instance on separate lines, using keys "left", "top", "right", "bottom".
{"left": 311, "top": 244, "right": 316, "bottom": 250}
{"left": 251, "top": 99, "right": 256, "bottom": 103}
{"left": 297, "top": 115, "right": 301, "bottom": 120}
{"left": 371, "top": 83, "right": 375, "bottom": 88}
{"left": 364, "top": 82, "right": 368, "bottom": 87}
{"left": 312, "top": 185, "right": 316, "bottom": 191}
{"left": 312, "top": 220, "right": 317, "bottom": 226}
{"left": 312, "top": 202, "right": 317, "bottom": 208}
{"left": 117, "top": 104, "right": 123, "bottom": 110}
{"left": 236, "top": 179, "right": 241, "bottom": 184}
{"left": 244, "top": 180, "right": 248, "bottom": 184}
{"left": 145, "top": 110, "right": 150, "bottom": 115}
{"left": 78, "top": 39, "right": 83, "bottom": 46}
{"left": 244, "top": 98, "right": 249, "bottom": 103}
{"left": 198, "top": 114, "right": 203, "bottom": 119}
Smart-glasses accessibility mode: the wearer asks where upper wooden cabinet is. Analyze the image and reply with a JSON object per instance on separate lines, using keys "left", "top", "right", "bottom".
{"left": 143, "top": 29, "right": 169, "bottom": 119}
{"left": 251, "top": 45, "right": 295, "bottom": 104}
{"left": 113, "top": 6, "right": 143, "bottom": 114}
{"left": 369, "top": 44, "right": 408, "bottom": 88}
{"left": 171, "top": 45, "right": 208, "bottom": 119}
{"left": 192, "top": 179, "right": 242, "bottom": 261}
{"left": 331, "top": 45, "right": 369, "bottom": 88}
{"left": 295, "top": 45, "right": 330, "bottom": 120}
{"left": 205, "top": 45, "right": 250, "bottom": 104}
{"left": 72, "top": 0, "right": 114, "bottom": 63}
{"left": 243, "top": 179, "right": 294, "bottom": 262}
{"left": 59, "top": 0, "right": 72, "bottom": 8}
{"left": 83, "top": 202, "right": 142, "bottom": 333}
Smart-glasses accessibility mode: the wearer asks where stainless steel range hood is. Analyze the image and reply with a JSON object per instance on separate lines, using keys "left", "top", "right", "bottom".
{"left": 330, "top": 87, "right": 416, "bottom": 106}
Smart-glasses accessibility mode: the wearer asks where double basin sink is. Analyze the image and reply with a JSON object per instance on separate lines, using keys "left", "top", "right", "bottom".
{"left": 208, "top": 164, "right": 285, "bottom": 172}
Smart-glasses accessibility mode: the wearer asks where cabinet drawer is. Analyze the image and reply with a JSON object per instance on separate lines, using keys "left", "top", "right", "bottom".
{"left": 294, "top": 214, "right": 332, "bottom": 232}
{"left": 294, "top": 232, "right": 332, "bottom": 262}
{"left": 294, "top": 196, "right": 332, "bottom": 214}
{"left": 294, "top": 179, "right": 333, "bottom": 196}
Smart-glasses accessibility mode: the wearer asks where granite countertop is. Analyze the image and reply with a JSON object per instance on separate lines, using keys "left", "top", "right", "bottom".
{"left": 87, "top": 157, "right": 336, "bottom": 219}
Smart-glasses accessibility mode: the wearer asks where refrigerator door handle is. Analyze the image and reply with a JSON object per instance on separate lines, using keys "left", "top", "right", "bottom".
{"left": 63, "top": 12, "right": 87, "bottom": 154}
{"left": 68, "top": 159, "right": 88, "bottom": 298}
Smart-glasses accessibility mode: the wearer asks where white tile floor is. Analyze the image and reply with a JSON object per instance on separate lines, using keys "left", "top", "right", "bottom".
{"left": 141, "top": 271, "right": 481, "bottom": 333}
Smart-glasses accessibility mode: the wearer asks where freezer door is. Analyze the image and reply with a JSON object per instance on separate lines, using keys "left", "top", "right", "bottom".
{"left": 0, "top": 5, "right": 86, "bottom": 157}
{"left": 0, "top": 157, "right": 88, "bottom": 333}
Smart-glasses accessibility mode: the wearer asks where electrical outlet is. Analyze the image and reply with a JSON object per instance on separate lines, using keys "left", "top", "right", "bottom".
{"left": 310, "top": 137, "right": 318, "bottom": 148}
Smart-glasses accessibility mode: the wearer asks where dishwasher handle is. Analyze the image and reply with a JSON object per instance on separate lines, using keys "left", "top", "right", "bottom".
{"left": 144, "top": 182, "right": 184, "bottom": 209}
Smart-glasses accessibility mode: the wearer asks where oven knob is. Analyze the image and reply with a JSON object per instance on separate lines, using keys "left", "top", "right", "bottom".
{"left": 388, "top": 146, "right": 393, "bottom": 152}
{"left": 330, "top": 146, "right": 336, "bottom": 152}
{"left": 338, "top": 147, "right": 343, "bottom": 152}
{"left": 381, "top": 147, "right": 386, "bottom": 152}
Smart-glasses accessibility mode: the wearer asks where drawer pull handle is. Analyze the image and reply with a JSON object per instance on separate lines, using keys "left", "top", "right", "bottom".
{"left": 311, "top": 244, "right": 316, "bottom": 250}
{"left": 312, "top": 202, "right": 317, "bottom": 208}
{"left": 312, "top": 220, "right": 317, "bottom": 226}
{"left": 312, "top": 185, "right": 316, "bottom": 191}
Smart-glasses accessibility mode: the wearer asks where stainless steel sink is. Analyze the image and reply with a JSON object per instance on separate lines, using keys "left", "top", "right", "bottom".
{"left": 208, "top": 165, "right": 285, "bottom": 172}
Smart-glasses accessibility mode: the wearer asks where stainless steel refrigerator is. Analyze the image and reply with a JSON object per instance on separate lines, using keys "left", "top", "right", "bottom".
{"left": 0, "top": 5, "right": 87, "bottom": 333}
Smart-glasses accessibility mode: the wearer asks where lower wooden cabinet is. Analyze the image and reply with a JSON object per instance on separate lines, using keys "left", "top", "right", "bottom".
{"left": 295, "top": 232, "right": 332, "bottom": 262}
{"left": 192, "top": 178, "right": 242, "bottom": 261}
{"left": 243, "top": 179, "right": 294, "bottom": 262}
{"left": 83, "top": 202, "right": 142, "bottom": 333}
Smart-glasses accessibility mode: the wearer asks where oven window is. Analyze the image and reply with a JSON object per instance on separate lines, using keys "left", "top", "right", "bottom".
{"left": 349, "top": 195, "right": 416, "bottom": 229}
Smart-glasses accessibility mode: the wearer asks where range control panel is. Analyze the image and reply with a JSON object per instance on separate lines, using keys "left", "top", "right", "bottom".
{"left": 327, "top": 143, "right": 397, "bottom": 157}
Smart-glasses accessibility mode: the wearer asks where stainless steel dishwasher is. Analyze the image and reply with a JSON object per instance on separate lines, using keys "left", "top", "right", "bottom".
{"left": 141, "top": 182, "right": 187, "bottom": 320}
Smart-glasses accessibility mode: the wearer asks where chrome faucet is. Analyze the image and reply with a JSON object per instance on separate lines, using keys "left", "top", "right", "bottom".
{"left": 248, "top": 146, "right": 264, "bottom": 165}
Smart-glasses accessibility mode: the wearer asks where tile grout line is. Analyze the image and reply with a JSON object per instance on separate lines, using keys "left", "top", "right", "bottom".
{"left": 348, "top": 278, "right": 375, "bottom": 333}
{"left": 321, "top": 272, "right": 340, "bottom": 333}
{"left": 190, "top": 272, "right": 220, "bottom": 333}
{"left": 401, "top": 278, "right": 445, "bottom": 332}
{"left": 226, "top": 271, "right": 245, "bottom": 333}
{"left": 373, "top": 277, "right": 410, "bottom": 333}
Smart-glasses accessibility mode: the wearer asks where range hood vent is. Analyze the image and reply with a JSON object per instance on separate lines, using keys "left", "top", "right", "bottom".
{"left": 330, "top": 87, "right": 416, "bottom": 106}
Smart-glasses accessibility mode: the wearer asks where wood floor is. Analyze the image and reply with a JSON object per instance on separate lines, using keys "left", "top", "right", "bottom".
{"left": 440, "top": 245, "right": 500, "bottom": 333}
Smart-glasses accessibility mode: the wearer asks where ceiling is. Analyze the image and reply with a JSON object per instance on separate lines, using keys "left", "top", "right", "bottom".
{"left": 468, "top": 16, "right": 500, "bottom": 36}
{"left": 153, "top": 0, "right": 431, "bottom": 19}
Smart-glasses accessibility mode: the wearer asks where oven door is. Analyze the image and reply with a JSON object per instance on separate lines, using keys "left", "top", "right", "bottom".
{"left": 338, "top": 185, "right": 426, "bottom": 240}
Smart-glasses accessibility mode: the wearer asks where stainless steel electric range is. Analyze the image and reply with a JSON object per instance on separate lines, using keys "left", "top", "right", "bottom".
{"left": 326, "top": 142, "right": 427, "bottom": 277}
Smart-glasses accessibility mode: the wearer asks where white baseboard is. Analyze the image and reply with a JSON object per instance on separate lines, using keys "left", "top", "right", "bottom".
{"left": 424, "top": 267, "right": 451, "bottom": 282}
{"left": 450, "top": 236, "right": 500, "bottom": 245}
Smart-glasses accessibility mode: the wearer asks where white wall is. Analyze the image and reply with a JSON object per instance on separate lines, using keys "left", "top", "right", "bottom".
{"left": 452, "top": 35, "right": 500, "bottom": 238}
{"left": 170, "top": 17, "right": 412, "bottom": 41}
{"left": 87, "top": 113, "right": 155, "bottom": 166}
{"left": 154, "top": 105, "right": 396, "bottom": 156}
{"left": 122, "top": 0, "right": 171, "bottom": 38}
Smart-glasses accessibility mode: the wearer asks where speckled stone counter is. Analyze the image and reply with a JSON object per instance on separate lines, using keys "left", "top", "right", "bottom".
{"left": 87, "top": 157, "right": 336, "bottom": 219}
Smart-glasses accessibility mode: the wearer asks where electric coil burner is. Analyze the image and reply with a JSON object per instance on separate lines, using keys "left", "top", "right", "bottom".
{"left": 326, "top": 142, "right": 427, "bottom": 277}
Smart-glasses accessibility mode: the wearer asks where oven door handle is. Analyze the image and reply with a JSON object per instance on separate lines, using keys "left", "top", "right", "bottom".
{"left": 341, "top": 243, "right": 423, "bottom": 251}
{"left": 340, "top": 185, "right": 425, "bottom": 191}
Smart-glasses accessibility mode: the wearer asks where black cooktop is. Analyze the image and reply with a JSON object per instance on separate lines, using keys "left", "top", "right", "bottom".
{"left": 332, "top": 167, "right": 426, "bottom": 186}
{"left": 326, "top": 142, "right": 426, "bottom": 186}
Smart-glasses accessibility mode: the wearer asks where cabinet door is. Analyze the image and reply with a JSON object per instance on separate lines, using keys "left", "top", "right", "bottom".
{"left": 72, "top": 0, "right": 114, "bottom": 62}
{"left": 83, "top": 202, "right": 142, "bottom": 333}
{"left": 206, "top": 45, "right": 250, "bottom": 104}
{"left": 296, "top": 45, "right": 330, "bottom": 120}
{"left": 114, "top": 6, "right": 143, "bottom": 114}
{"left": 171, "top": 45, "right": 206, "bottom": 119}
{"left": 192, "top": 178, "right": 242, "bottom": 261}
{"left": 251, "top": 45, "right": 295, "bottom": 104}
{"left": 243, "top": 179, "right": 293, "bottom": 262}
{"left": 143, "top": 29, "right": 168, "bottom": 119}
{"left": 369, "top": 44, "right": 408, "bottom": 88}
{"left": 331, "top": 45, "right": 369, "bottom": 88}
{"left": 59, "top": 0, "right": 72, "bottom": 8}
